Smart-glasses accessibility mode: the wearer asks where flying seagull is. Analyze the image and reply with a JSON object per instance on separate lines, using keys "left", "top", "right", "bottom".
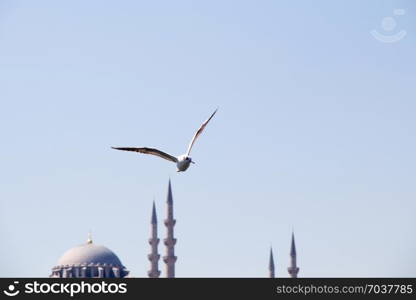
{"left": 112, "top": 108, "right": 218, "bottom": 172}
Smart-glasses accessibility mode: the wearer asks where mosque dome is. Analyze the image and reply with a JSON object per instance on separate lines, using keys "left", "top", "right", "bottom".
{"left": 50, "top": 236, "right": 129, "bottom": 278}
{"left": 57, "top": 243, "right": 124, "bottom": 267}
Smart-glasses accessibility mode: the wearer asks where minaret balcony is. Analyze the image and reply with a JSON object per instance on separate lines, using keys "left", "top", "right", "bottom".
{"left": 164, "top": 219, "right": 176, "bottom": 226}
{"left": 163, "top": 237, "right": 177, "bottom": 246}
{"left": 148, "top": 238, "right": 160, "bottom": 245}
{"left": 147, "top": 253, "right": 160, "bottom": 261}
{"left": 163, "top": 255, "right": 177, "bottom": 264}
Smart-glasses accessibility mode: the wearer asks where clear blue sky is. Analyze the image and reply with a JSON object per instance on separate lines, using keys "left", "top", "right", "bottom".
{"left": 0, "top": 0, "right": 415, "bottom": 277}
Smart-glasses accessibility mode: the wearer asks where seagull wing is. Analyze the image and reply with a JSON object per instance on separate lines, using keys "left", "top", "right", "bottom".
{"left": 186, "top": 108, "right": 218, "bottom": 156}
{"left": 112, "top": 147, "right": 178, "bottom": 163}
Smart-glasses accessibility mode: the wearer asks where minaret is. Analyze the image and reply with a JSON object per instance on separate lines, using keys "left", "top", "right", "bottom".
{"left": 269, "top": 247, "right": 275, "bottom": 278}
{"left": 148, "top": 201, "right": 161, "bottom": 278}
{"left": 163, "top": 180, "right": 177, "bottom": 278}
{"left": 287, "top": 232, "right": 299, "bottom": 278}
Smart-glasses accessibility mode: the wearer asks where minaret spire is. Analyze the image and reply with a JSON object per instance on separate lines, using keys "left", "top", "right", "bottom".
{"left": 148, "top": 200, "right": 161, "bottom": 278}
{"left": 269, "top": 247, "right": 275, "bottom": 278}
{"left": 287, "top": 231, "right": 299, "bottom": 278}
{"left": 163, "top": 179, "right": 177, "bottom": 278}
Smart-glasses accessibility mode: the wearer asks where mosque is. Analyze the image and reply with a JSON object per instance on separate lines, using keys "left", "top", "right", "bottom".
{"left": 50, "top": 180, "right": 299, "bottom": 278}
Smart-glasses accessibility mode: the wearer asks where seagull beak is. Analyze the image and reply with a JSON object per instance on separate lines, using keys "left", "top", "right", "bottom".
{"left": 191, "top": 161, "right": 196, "bottom": 164}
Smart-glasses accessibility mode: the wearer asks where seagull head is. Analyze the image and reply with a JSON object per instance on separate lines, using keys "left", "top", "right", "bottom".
{"left": 185, "top": 156, "right": 195, "bottom": 164}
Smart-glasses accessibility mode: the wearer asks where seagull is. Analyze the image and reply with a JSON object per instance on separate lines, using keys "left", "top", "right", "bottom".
{"left": 112, "top": 108, "right": 218, "bottom": 172}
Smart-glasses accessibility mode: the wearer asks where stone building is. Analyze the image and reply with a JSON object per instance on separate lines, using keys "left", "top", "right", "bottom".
{"left": 50, "top": 233, "right": 129, "bottom": 278}
{"left": 50, "top": 180, "right": 299, "bottom": 278}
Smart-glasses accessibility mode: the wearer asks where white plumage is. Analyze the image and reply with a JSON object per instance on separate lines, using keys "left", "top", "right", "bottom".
{"left": 112, "top": 108, "right": 218, "bottom": 172}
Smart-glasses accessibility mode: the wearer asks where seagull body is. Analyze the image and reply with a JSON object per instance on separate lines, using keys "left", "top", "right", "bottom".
{"left": 112, "top": 109, "right": 217, "bottom": 172}
{"left": 176, "top": 154, "right": 192, "bottom": 172}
